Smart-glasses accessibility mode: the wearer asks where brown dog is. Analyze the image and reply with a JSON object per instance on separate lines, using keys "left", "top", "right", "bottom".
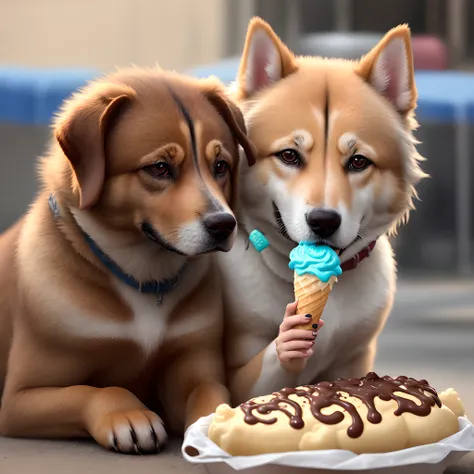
{"left": 0, "top": 67, "right": 255, "bottom": 454}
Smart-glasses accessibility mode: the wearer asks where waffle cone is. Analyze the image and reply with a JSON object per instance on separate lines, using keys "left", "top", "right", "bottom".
{"left": 294, "top": 273, "right": 332, "bottom": 330}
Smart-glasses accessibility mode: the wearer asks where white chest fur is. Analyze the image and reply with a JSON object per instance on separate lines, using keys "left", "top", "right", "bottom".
{"left": 23, "top": 256, "right": 207, "bottom": 359}
{"left": 111, "top": 283, "right": 170, "bottom": 355}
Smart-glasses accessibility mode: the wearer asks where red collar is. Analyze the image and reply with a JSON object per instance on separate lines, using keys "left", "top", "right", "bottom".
{"left": 340, "top": 241, "right": 377, "bottom": 272}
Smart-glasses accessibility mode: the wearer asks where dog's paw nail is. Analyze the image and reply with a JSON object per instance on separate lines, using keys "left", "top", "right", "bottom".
{"left": 103, "top": 410, "right": 166, "bottom": 455}
{"left": 150, "top": 419, "right": 167, "bottom": 452}
{"left": 112, "top": 433, "right": 119, "bottom": 452}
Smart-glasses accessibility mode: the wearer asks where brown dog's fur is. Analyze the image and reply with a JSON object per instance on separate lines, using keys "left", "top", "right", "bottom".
{"left": 0, "top": 67, "right": 254, "bottom": 453}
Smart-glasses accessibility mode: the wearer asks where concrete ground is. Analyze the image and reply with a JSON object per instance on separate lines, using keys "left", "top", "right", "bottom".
{"left": 0, "top": 278, "right": 473, "bottom": 473}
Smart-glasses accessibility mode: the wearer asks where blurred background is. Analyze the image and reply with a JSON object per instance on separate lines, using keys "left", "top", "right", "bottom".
{"left": 0, "top": 0, "right": 472, "bottom": 471}
{"left": 2, "top": 0, "right": 474, "bottom": 276}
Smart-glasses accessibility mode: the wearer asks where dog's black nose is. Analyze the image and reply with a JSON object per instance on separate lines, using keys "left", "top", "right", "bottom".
{"left": 306, "top": 209, "right": 341, "bottom": 238}
{"left": 203, "top": 212, "right": 236, "bottom": 242}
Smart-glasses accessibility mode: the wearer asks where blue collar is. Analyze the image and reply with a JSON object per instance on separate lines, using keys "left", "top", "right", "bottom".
{"left": 48, "top": 194, "right": 186, "bottom": 304}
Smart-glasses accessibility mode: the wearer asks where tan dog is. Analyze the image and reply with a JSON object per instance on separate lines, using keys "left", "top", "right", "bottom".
{"left": 0, "top": 68, "right": 255, "bottom": 453}
{"left": 218, "top": 19, "right": 427, "bottom": 405}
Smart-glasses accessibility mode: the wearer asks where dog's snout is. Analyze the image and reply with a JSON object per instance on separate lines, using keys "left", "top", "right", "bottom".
{"left": 306, "top": 209, "right": 341, "bottom": 238}
{"left": 203, "top": 212, "right": 237, "bottom": 242}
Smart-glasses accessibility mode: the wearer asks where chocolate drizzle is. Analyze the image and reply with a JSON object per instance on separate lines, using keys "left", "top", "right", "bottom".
{"left": 240, "top": 372, "right": 442, "bottom": 438}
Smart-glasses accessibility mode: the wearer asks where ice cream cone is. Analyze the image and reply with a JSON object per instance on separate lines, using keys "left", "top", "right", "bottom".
{"left": 294, "top": 273, "right": 335, "bottom": 329}
{"left": 288, "top": 242, "right": 342, "bottom": 330}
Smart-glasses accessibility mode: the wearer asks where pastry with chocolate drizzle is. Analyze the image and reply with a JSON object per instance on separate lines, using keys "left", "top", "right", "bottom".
{"left": 208, "top": 373, "right": 464, "bottom": 456}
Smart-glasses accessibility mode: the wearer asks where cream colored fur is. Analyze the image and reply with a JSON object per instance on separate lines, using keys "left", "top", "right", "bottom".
{"left": 219, "top": 19, "right": 427, "bottom": 405}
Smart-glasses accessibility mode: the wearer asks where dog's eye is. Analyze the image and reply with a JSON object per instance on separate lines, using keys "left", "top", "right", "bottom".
{"left": 214, "top": 160, "right": 229, "bottom": 177}
{"left": 346, "top": 155, "right": 373, "bottom": 173}
{"left": 144, "top": 162, "right": 171, "bottom": 178}
{"left": 275, "top": 149, "right": 302, "bottom": 167}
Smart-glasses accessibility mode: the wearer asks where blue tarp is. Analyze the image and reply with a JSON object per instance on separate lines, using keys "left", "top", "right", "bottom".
{"left": 0, "top": 66, "right": 99, "bottom": 125}
{"left": 1, "top": 63, "right": 474, "bottom": 125}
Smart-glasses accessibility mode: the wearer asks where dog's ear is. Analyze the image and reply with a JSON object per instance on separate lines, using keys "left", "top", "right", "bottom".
{"left": 204, "top": 86, "right": 256, "bottom": 167}
{"left": 236, "top": 17, "right": 297, "bottom": 100}
{"left": 357, "top": 25, "right": 417, "bottom": 115}
{"left": 55, "top": 83, "right": 135, "bottom": 210}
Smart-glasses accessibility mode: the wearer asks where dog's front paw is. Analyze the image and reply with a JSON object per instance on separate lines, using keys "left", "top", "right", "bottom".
{"left": 93, "top": 409, "right": 167, "bottom": 454}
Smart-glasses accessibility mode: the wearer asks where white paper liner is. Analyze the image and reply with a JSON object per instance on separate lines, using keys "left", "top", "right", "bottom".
{"left": 182, "top": 414, "right": 474, "bottom": 471}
